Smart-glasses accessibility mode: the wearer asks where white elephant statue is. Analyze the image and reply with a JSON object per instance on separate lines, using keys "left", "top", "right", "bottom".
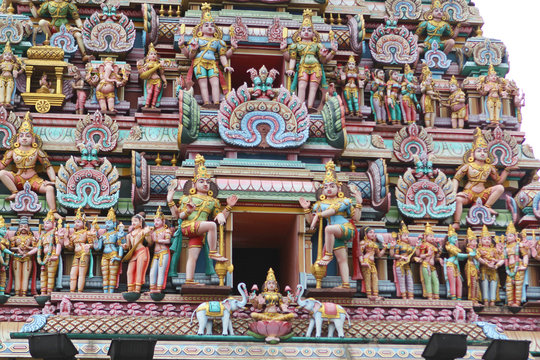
{"left": 295, "top": 284, "right": 350, "bottom": 338}
{"left": 190, "top": 282, "right": 248, "bottom": 335}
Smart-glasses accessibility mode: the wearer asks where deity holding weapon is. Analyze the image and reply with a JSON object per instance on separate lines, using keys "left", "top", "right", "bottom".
{"left": 401, "top": 64, "right": 420, "bottom": 125}
{"left": 442, "top": 75, "right": 467, "bottom": 129}
{"left": 57, "top": 208, "right": 96, "bottom": 292}
{"left": 476, "top": 65, "right": 508, "bottom": 124}
{"left": 36, "top": 210, "right": 62, "bottom": 296}
{"left": 416, "top": 223, "right": 442, "bottom": 300}
{"left": 281, "top": 9, "right": 337, "bottom": 110}
{"left": 122, "top": 213, "right": 151, "bottom": 293}
{"left": 465, "top": 228, "right": 481, "bottom": 305}
{"left": 167, "top": 154, "right": 237, "bottom": 285}
{"left": 29, "top": 0, "right": 91, "bottom": 61}
{"left": 359, "top": 227, "right": 385, "bottom": 300}
{"left": 390, "top": 222, "right": 416, "bottom": 300}
{"left": 369, "top": 69, "right": 387, "bottom": 124}
{"left": 477, "top": 225, "right": 503, "bottom": 307}
{"left": 137, "top": 43, "right": 167, "bottom": 110}
{"left": 177, "top": 3, "right": 237, "bottom": 106}
{"left": 338, "top": 56, "right": 364, "bottom": 117}
{"left": 0, "top": 113, "right": 59, "bottom": 219}
{"left": 503, "top": 222, "right": 528, "bottom": 307}
{"left": 147, "top": 207, "right": 172, "bottom": 293}
{"left": 420, "top": 64, "right": 440, "bottom": 128}
{"left": 250, "top": 268, "right": 294, "bottom": 321}
{"left": 452, "top": 128, "right": 515, "bottom": 229}
{"left": 93, "top": 208, "right": 124, "bottom": 293}
{"left": 299, "top": 160, "right": 362, "bottom": 289}
{"left": 444, "top": 225, "right": 467, "bottom": 300}
{"left": 8, "top": 217, "right": 37, "bottom": 296}
{"left": 0, "top": 42, "right": 24, "bottom": 108}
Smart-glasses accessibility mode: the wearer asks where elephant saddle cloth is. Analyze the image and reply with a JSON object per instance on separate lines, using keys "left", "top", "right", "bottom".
{"left": 320, "top": 303, "right": 341, "bottom": 319}
{"left": 206, "top": 301, "right": 223, "bottom": 316}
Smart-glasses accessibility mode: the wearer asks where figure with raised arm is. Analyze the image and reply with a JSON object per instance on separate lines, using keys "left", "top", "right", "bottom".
{"left": 299, "top": 160, "right": 362, "bottom": 289}
{"left": 0, "top": 113, "right": 59, "bottom": 218}
{"left": 93, "top": 208, "right": 124, "bottom": 293}
{"left": 177, "top": 3, "right": 237, "bottom": 106}
{"left": 452, "top": 128, "right": 514, "bottom": 229}
{"left": 167, "top": 154, "right": 237, "bottom": 285}
{"left": 391, "top": 222, "right": 415, "bottom": 300}
{"left": 281, "top": 9, "right": 337, "bottom": 110}
{"left": 369, "top": 69, "right": 387, "bottom": 124}
{"left": 122, "top": 213, "right": 151, "bottom": 293}
{"left": 476, "top": 65, "right": 508, "bottom": 124}
{"left": 338, "top": 56, "right": 363, "bottom": 116}
{"left": 36, "top": 210, "right": 62, "bottom": 295}
{"left": 148, "top": 207, "right": 172, "bottom": 293}
{"left": 504, "top": 222, "right": 528, "bottom": 307}
{"left": 417, "top": 223, "right": 441, "bottom": 300}
{"left": 250, "top": 268, "right": 294, "bottom": 321}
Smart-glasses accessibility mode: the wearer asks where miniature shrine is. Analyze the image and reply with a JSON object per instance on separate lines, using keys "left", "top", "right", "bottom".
{"left": 0, "top": 0, "right": 538, "bottom": 359}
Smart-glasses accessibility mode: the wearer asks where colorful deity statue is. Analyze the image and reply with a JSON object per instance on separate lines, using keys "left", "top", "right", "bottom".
{"left": 507, "top": 79, "right": 525, "bottom": 124}
{"left": 416, "top": 223, "right": 441, "bottom": 300}
{"left": 0, "top": 216, "right": 17, "bottom": 295}
{"left": 122, "top": 213, "right": 151, "bottom": 293}
{"left": 476, "top": 65, "right": 508, "bottom": 124}
{"left": 359, "top": 227, "right": 385, "bottom": 300}
{"left": 58, "top": 208, "right": 96, "bottom": 292}
{"left": 0, "top": 42, "right": 24, "bottom": 108}
{"left": 415, "top": 0, "right": 461, "bottom": 61}
{"left": 390, "top": 222, "right": 415, "bottom": 300}
{"left": 445, "top": 75, "right": 467, "bottom": 129}
{"left": 465, "top": 228, "right": 481, "bottom": 305}
{"left": 444, "top": 225, "right": 467, "bottom": 300}
{"left": 85, "top": 58, "right": 130, "bottom": 114}
{"left": 299, "top": 160, "right": 362, "bottom": 289}
{"left": 36, "top": 210, "right": 62, "bottom": 296}
{"left": 167, "top": 154, "right": 237, "bottom": 284}
{"left": 369, "top": 69, "right": 387, "bottom": 124}
{"left": 148, "top": 207, "right": 172, "bottom": 293}
{"left": 36, "top": 73, "right": 53, "bottom": 94}
{"left": 477, "top": 225, "right": 503, "bottom": 307}
{"left": 29, "top": 0, "right": 90, "bottom": 61}
{"left": 281, "top": 9, "right": 337, "bottom": 110}
{"left": 177, "top": 3, "right": 237, "bottom": 106}
{"left": 504, "top": 222, "right": 528, "bottom": 307}
{"left": 401, "top": 64, "right": 420, "bottom": 125}
{"left": 386, "top": 69, "right": 402, "bottom": 125}
{"left": 93, "top": 208, "right": 124, "bottom": 293}
{"left": 250, "top": 268, "right": 294, "bottom": 321}
{"left": 420, "top": 64, "right": 440, "bottom": 128}
{"left": 8, "top": 217, "right": 37, "bottom": 296}
{"left": 0, "top": 113, "right": 59, "bottom": 219}
{"left": 137, "top": 43, "right": 167, "bottom": 110}
{"left": 69, "top": 65, "right": 87, "bottom": 115}
{"left": 452, "top": 128, "right": 514, "bottom": 228}
{"left": 338, "top": 55, "right": 363, "bottom": 117}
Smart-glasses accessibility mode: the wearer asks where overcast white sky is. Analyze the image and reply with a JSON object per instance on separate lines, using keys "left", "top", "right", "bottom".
{"left": 473, "top": 1, "right": 540, "bottom": 156}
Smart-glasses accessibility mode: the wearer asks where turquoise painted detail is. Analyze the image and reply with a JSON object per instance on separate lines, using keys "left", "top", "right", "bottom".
{"left": 57, "top": 178, "right": 119, "bottom": 209}
{"left": 397, "top": 189, "right": 456, "bottom": 219}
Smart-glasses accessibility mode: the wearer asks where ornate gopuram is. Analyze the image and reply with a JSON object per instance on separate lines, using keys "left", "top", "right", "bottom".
{"left": 0, "top": 0, "right": 538, "bottom": 359}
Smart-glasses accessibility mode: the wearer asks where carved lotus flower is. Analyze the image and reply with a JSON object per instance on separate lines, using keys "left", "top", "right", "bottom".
{"left": 248, "top": 320, "right": 292, "bottom": 344}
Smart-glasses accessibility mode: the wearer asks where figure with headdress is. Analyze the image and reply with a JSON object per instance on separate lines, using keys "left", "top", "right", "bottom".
{"left": 29, "top": 0, "right": 90, "bottom": 61}
{"left": 36, "top": 73, "right": 53, "bottom": 94}
{"left": 369, "top": 69, "right": 387, "bottom": 124}
{"left": 444, "top": 225, "right": 467, "bottom": 300}
{"left": 390, "top": 222, "right": 416, "bottom": 300}
{"left": 177, "top": 3, "right": 237, "bottom": 106}
{"left": 359, "top": 227, "right": 385, "bottom": 300}
{"left": 415, "top": 0, "right": 461, "bottom": 61}
{"left": 167, "top": 154, "right": 237, "bottom": 285}
{"left": 69, "top": 65, "right": 87, "bottom": 115}
{"left": 299, "top": 160, "right": 362, "bottom": 289}
{"left": 85, "top": 57, "right": 129, "bottom": 114}
{"left": 416, "top": 223, "right": 442, "bottom": 300}
{"left": 0, "top": 42, "right": 24, "bottom": 108}
{"left": 147, "top": 207, "right": 172, "bottom": 293}
{"left": 8, "top": 217, "right": 38, "bottom": 296}
{"left": 250, "top": 268, "right": 294, "bottom": 321}
{"left": 420, "top": 64, "right": 440, "bottom": 128}
{"left": 122, "top": 213, "right": 151, "bottom": 293}
{"left": 137, "top": 43, "right": 167, "bottom": 110}
{"left": 0, "top": 113, "right": 59, "bottom": 219}
{"left": 338, "top": 55, "right": 363, "bottom": 117}
{"left": 444, "top": 75, "right": 467, "bottom": 129}
{"left": 57, "top": 208, "right": 97, "bottom": 292}
{"left": 0, "top": 216, "right": 18, "bottom": 295}
{"left": 503, "top": 222, "right": 528, "bottom": 307}
{"left": 281, "top": 9, "right": 337, "bottom": 110}
{"left": 93, "top": 208, "right": 124, "bottom": 293}
{"left": 464, "top": 228, "right": 481, "bottom": 305}
{"left": 400, "top": 64, "right": 420, "bottom": 125}
{"left": 477, "top": 225, "right": 503, "bottom": 306}
{"left": 476, "top": 65, "right": 508, "bottom": 124}
{"left": 452, "top": 128, "right": 515, "bottom": 228}
{"left": 36, "top": 210, "right": 62, "bottom": 295}
{"left": 384, "top": 69, "right": 401, "bottom": 125}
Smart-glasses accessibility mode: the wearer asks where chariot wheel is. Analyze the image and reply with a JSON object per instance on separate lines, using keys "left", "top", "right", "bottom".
{"left": 35, "top": 99, "right": 51, "bottom": 113}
